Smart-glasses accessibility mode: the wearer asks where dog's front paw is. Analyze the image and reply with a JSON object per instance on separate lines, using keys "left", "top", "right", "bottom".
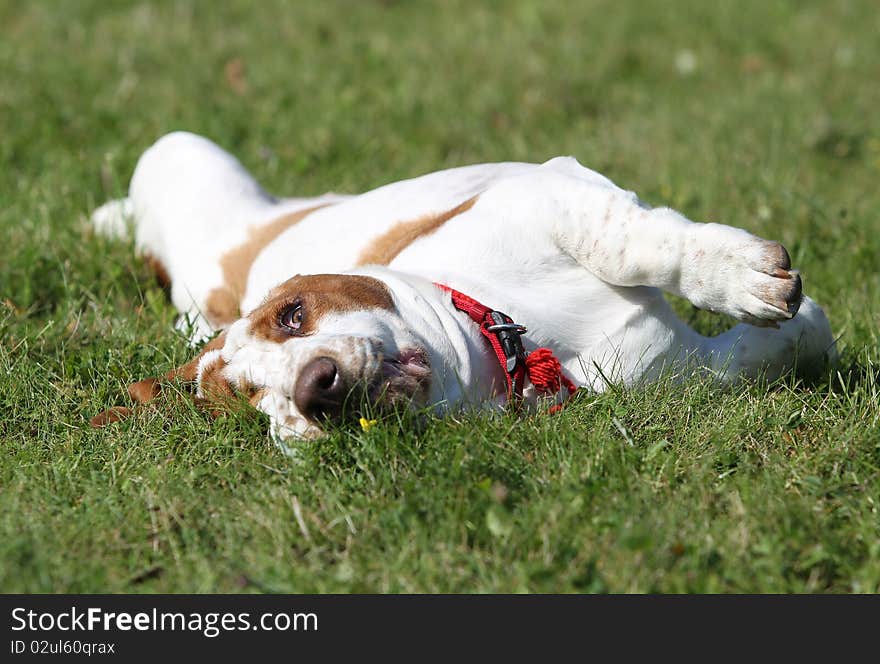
{"left": 684, "top": 225, "right": 803, "bottom": 327}
{"left": 738, "top": 240, "right": 802, "bottom": 326}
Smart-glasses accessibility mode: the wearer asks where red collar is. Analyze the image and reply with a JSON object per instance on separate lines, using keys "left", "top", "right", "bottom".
{"left": 434, "top": 283, "right": 578, "bottom": 411}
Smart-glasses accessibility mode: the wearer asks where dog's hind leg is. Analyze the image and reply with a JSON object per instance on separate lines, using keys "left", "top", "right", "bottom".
{"left": 700, "top": 296, "right": 837, "bottom": 382}
{"left": 92, "top": 132, "right": 345, "bottom": 343}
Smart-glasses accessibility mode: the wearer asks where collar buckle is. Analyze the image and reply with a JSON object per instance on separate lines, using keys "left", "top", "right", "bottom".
{"left": 486, "top": 311, "right": 527, "bottom": 373}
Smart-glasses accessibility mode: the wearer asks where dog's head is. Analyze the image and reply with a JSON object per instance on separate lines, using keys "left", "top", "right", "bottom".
{"left": 93, "top": 272, "right": 438, "bottom": 440}
{"left": 223, "top": 273, "right": 435, "bottom": 439}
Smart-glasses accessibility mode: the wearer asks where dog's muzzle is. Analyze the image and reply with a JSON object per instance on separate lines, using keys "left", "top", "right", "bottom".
{"left": 292, "top": 347, "right": 432, "bottom": 426}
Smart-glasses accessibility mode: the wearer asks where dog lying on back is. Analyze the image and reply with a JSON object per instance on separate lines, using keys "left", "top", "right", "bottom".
{"left": 91, "top": 132, "right": 836, "bottom": 442}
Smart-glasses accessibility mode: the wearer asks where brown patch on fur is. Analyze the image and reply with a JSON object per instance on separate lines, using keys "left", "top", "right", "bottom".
{"left": 356, "top": 196, "right": 477, "bottom": 266}
{"left": 205, "top": 204, "right": 331, "bottom": 327}
{"left": 249, "top": 274, "right": 394, "bottom": 343}
{"left": 247, "top": 387, "right": 269, "bottom": 408}
{"left": 143, "top": 253, "right": 171, "bottom": 290}
{"left": 204, "top": 286, "right": 240, "bottom": 327}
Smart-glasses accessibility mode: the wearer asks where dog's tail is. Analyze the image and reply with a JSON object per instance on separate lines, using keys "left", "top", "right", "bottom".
{"left": 91, "top": 197, "right": 133, "bottom": 240}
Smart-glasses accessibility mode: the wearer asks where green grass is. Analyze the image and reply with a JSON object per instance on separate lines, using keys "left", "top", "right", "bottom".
{"left": 1, "top": 0, "right": 879, "bottom": 592}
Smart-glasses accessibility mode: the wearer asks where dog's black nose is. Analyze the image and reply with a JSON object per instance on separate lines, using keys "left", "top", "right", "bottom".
{"left": 294, "top": 357, "right": 346, "bottom": 421}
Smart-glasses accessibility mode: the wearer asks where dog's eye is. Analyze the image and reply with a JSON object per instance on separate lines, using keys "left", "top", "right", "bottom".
{"left": 279, "top": 303, "right": 304, "bottom": 332}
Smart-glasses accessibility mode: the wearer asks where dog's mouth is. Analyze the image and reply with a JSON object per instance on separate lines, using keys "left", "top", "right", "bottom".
{"left": 369, "top": 347, "right": 432, "bottom": 408}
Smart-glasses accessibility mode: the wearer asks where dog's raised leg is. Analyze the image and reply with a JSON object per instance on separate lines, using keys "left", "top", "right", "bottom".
{"left": 92, "top": 132, "right": 347, "bottom": 344}
{"left": 92, "top": 132, "right": 282, "bottom": 342}
{"left": 477, "top": 163, "right": 801, "bottom": 327}
{"left": 468, "top": 161, "right": 835, "bottom": 378}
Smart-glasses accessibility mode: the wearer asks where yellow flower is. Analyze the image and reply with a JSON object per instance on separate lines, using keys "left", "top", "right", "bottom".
{"left": 359, "top": 417, "right": 378, "bottom": 431}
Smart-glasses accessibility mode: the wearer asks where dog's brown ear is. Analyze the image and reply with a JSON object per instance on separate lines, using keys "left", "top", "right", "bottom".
{"left": 189, "top": 336, "right": 238, "bottom": 416}
{"left": 89, "top": 406, "right": 133, "bottom": 428}
{"left": 127, "top": 377, "right": 161, "bottom": 404}
{"left": 164, "top": 331, "right": 229, "bottom": 384}
{"left": 89, "top": 332, "right": 228, "bottom": 428}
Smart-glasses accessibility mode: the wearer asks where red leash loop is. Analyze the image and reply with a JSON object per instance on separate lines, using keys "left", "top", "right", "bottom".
{"left": 434, "top": 283, "right": 578, "bottom": 412}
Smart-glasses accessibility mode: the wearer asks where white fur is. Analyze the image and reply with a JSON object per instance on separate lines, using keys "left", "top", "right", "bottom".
{"left": 93, "top": 132, "right": 837, "bottom": 441}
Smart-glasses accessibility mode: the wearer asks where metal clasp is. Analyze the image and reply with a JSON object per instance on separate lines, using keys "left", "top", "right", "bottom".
{"left": 486, "top": 322, "right": 527, "bottom": 334}
{"left": 487, "top": 311, "right": 526, "bottom": 373}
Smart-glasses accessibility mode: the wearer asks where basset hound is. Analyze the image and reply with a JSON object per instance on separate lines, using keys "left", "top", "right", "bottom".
{"left": 91, "top": 132, "right": 836, "bottom": 443}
